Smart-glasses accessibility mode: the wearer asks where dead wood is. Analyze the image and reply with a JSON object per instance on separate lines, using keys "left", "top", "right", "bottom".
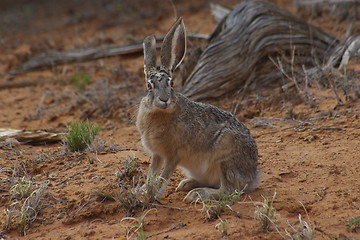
{"left": 0, "top": 128, "right": 65, "bottom": 145}
{"left": 293, "top": 0, "right": 360, "bottom": 20}
{"left": 296, "top": 0, "right": 358, "bottom": 3}
{"left": 210, "top": 3, "right": 230, "bottom": 22}
{"left": 7, "top": 43, "right": 144, "bottom": 78}
{"left": 7, "top": 33, "right": 208, "bottom": 79}
{"left": 181, "top": 0, "right": 341, "bottom": 101}
{"left": 0, "top": 78, "right": 66, "bottom": 90}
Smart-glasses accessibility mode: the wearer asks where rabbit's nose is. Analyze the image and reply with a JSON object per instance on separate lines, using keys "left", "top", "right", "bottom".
{"left": 159, "top": 97, "right": 169, "bottom": 103}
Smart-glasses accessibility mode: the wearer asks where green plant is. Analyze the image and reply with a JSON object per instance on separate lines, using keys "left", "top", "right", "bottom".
{"left": 65, "top": 121, "right": 100, "bottom": 152}
{"left": 255, "top": 192, "right": 278, "bottom": 232}
{"left": 347, "top": 216, "right": 360, "bottom": 232}
{"left": 121, "top": 209, "right": 156, "bottom": 240}
{"left": 71, "top": 72, "right": 91, "bottom": 90}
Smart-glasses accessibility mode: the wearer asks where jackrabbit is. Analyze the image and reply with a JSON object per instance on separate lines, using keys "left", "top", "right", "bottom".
{"left": 136, "top": 17, "right": 260, "bottom": 202}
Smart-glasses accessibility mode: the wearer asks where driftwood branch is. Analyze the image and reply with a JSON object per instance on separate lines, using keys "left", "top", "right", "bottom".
{"left": 7, "top": 43, "right": 144, "bottom": 78}
{"left": 297, "top": 0, "right": 358, "bottom": 3}
{"left": 210, "top": 3, "right": 230, "bottom": 22}
{"left": 293, "top": 0, "right": 360, "bottom": 20}
{"left": 181, "top": 0, "right": 342, "bottom": 101}
{"left": 327, "top": 36, "right": 360, "bottom": 71}
{"left": 7, "top": 33, "right": 208, "bottom": 78}
{"left": 0, "top": 128, "right": 65, "bottom": 145}
{"left": 0, "top": 78, "right": 66, "bottom": 90}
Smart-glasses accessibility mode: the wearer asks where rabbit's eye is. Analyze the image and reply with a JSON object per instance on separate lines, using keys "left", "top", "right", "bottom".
{"left": 169, "top": 80, "right": 174, "bottom": 87}
{"left": 147, "top": 82, "right": 153, "bottom": 90}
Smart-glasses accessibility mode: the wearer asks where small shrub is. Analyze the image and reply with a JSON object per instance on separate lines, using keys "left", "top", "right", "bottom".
{"left": 116, "top": 155, "right": 139, "bottom": 182}
{"left": 116, "top": 155, "right": 151, "bottom": 216}
{"left": 116, "top": 185, "right": 143, "bottom": 217}
{"left": 71, "top": 72, "right": 91, "bottom": 90}
{"left": 116, "top": 174, "right": 162, "bottom": 217}
{"left": 65, "top": 121, "right": 100, "bottom": 152}
{"left": 347, "top": 216, "right": 360, "bottom": 232}
{"left": 9, "top": 177, "right": 33, "bottom": 200}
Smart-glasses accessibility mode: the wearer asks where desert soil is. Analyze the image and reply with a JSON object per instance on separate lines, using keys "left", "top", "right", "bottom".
{"left": 0, "top": 0, "right": 359, "bottom": 239}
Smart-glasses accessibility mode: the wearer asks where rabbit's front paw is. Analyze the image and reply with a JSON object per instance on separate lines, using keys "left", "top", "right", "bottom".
{"left": 184, "top": 188, "right": 220, "bottom": 202}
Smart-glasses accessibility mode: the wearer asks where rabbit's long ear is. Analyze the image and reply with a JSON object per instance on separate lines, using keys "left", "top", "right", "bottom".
{"left": 160, "top": 17, "right": 186, "bottom": 74}
{"left": 143, "top": 35, "right": 157, "bottom": 77}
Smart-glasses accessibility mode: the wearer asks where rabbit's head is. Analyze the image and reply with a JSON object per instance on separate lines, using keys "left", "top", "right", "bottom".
{"left": 142, "top": 17, "right": 186, "bottom": 111}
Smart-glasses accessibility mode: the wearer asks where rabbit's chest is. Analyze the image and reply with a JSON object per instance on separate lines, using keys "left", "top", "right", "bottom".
{"left": 138, "top": 116, "right": 179, "bottom": 154}
{"left": 143, "top": 124, "right": 168, "bottom": 143}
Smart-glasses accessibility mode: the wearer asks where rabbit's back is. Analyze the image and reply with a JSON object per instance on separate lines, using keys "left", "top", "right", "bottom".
{"left": 177, "top": 93, "right": 255, "bottom": 151}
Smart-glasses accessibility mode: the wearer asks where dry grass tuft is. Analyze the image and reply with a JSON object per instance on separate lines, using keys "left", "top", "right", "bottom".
{"left": 254, "top": 192, "right": 278, "bottom": 232}
{"left": 121, "top": 208, "right": 156, "bottom": 240}
{"left": 215, "top": 218, "right": 229, "bottom": 237}
{"left": 116, "top": 181, "right": 143, "bottom": 217}
{"left": 4, "top": 184, "right": 48, "bottom": 235}
{"left": 9, "top": 177, "right": 33, "bottom": 200}
{"left": 195, "top": 190, "right": 243, "bottom": 221}
{"left": 284, "top": 214, "right": 317, "bottom": 240}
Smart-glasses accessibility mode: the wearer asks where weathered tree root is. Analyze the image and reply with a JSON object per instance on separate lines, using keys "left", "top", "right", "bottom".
{"left": 181, "top": 0, "right": 341, "bottom": 101}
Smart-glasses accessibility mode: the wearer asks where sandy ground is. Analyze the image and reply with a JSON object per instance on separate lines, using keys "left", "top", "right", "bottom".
{"left": 0, "top": 0, "right": 359, "bottom": 239}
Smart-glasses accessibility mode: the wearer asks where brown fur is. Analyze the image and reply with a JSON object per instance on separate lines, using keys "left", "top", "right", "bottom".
{"left": 137, "top": 17, "right": 260, "bottom": 201}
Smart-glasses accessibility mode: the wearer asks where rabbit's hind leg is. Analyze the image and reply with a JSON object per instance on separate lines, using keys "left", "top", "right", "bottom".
{"left": 219, "top": 157, "right": 259, "bottom": 193}
{"left": 183, "top": 157, "right": 259, "bottom": 202}
{"left": 184, "top": 187, "right": 221, "bottom": 202}
{"left": 176, "top": 178, "right": 202, "bottom": 192}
